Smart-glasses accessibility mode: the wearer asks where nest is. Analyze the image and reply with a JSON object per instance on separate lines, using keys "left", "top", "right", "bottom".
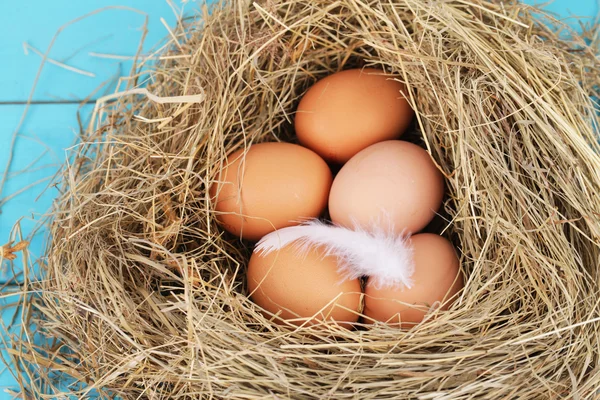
{"left": 11, "top": 0, "right": 600, "bottom": 398}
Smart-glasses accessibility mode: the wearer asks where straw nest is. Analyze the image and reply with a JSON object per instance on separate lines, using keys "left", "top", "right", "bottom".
{"left": 11, "top": 0, "right": 600, "bottom": 398}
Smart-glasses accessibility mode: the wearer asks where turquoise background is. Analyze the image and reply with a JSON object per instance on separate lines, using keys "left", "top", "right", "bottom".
{"left": 0, "top": 0, "right": 597, "bottom": 397}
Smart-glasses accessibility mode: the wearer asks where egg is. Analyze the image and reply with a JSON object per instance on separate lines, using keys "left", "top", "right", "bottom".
{"left": 363, "top": 233, "right": 463, "bottom": 328}
{"left": 211, "top": 142, "right": 332, "bottom": 241}
{"left": 295, "top": 68, "right": 414, "bottom": 163}
{"left": 247, "top": 243, "right": 362, "bottom": 328}
{"left": 329, "top": 140, "right": 444, "bottom": 235}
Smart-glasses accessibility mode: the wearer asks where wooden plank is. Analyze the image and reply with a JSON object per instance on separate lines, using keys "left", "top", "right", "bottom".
{"left": 0, "top": 0, "right": 191, "bottom": 102}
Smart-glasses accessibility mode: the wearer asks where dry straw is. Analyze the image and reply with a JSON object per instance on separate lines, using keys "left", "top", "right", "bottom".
{"left": 7, "top": 0, "right": 600, "bottom": 398}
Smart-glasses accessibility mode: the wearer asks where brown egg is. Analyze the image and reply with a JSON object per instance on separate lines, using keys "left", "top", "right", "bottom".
{"left": 329, "top": 140, "right": 444, "bottom": 235}
{"left": 295, "top": 68, "right": 414, "bottom": 164}
{"left": 211, "top": 142, "right": 332, "bottom": 241}
{"left": 247, "top": 243, "right": 362, "bottom": 328}
{"left": 363, "top": 234, "right": 463, "bottom": 328}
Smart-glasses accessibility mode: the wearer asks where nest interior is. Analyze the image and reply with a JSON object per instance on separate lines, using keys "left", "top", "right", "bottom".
{"left": 11, "top": 0, "right": 600, "bottom": 399}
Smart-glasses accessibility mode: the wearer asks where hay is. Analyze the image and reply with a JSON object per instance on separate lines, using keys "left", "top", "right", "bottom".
{"left": 9, "top": 0, "right": 600, "bottom": 398}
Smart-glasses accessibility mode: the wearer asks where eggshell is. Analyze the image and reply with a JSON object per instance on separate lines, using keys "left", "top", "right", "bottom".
{"left": 295, "top": 68, "right": 414, "bottom": 163}
{"left": 211, "top": 142, "right": 332, "bottom": 241}
{"left": 363, "top": 233, "right": 463, "bottom": 328}
{"left": 329, "top": 140, "right": 444, "bottom": 235}
{"left": 247, "top": 243, "right": 362, "bottom": 328}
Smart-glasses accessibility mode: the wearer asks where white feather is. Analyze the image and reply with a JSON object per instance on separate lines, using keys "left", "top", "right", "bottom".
{"left": 255, "top": 219, "right": 415, "bottom": 290}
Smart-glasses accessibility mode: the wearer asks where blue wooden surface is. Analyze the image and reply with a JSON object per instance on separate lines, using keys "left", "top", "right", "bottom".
{"left": 0, "top": 0, "right": 597, "bottom": 397}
